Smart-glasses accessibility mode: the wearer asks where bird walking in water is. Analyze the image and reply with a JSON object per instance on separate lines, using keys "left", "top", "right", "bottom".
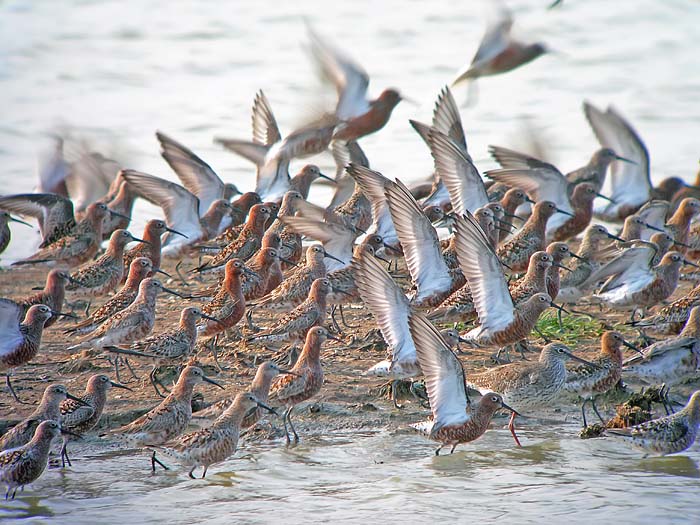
{"left": 108, "top": 366, "right": 223, "bottom": 471}
{"left": 0, "top": 420, "right": 65, "bottom": 500}
{"left": 152, "top": 391, "right": 273, "bottom": 479}
{"left": 0, "top": 384, "right": 85, "bottom": 450}
{"left": 269, "top": 327, "right": 340, "bottom": 445}
{"left": 408, "top": 310, "right": 518, "bottom": 455}
{"left": 564, "top": 331, "right": 641, "bottom": 427}
{"left": 59, "top": 374, "right": 132, "bottom": 467}
{"left": 606, "top": 391, "right": 700, "bottom": 456}
{"left": 466, "top": 343, "right": 599, "bottom": 446}
{"left": 1, "top": 302, "right": 56, "bottom": 402}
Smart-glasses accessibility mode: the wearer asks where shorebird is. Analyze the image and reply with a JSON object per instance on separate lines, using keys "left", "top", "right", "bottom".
{"left": 12, "top": 202, "right": 116, "bottom": 267}
{"left": 631, "top": 284, "right": 700, "bottom": 335}
{"left": 509, "top": 251, "right": 554, "bottom": 304}
{"left": 198, "top": 259, "right": 249, "bottom": 343}
{"left": 590, "top": 251, "right": 692, "bottom": 312}
{"left": 545, "top": 242, "right": 577, "bottom": 301}
{"left": 269, "top": 326, "right": 339, "bottom": 445}
{"left": 1, "top": 302, "right": 55, "bottom": 402}
{"left": 59, "top": 374, "right": 131, "bottom": 467}
{"left": 564, "top": 331, "right": 641, "bottom": 427}
{"left": 326, "top": 238, "right": 385, "bottom": 307}
{"left": 109, "top": 365, "right": 223, "bottom": 470}
{"left": 251, "top": 244, "right": 329, "bottom": 314}
{"left": 63, "top": 257, "right": 154, "bottom": 336}
{"left": 386, "top": 179, "right": 464, "bottom": 308}
{"left": 203, "top": 192, "right": 265, "bottom": 250}
{"left": 8, "top": 269, "right": 82, "bottom": 327}
{"left": 452, "top": 3, "right": 547, "bottom": 90}
{"left": 497, "top": 200, "right": 568, "bottom": 273}
{"left": 63, "top": 229, "right": 147, "bottom": 299}
{"left": 0, "top": 420, "right": 63, "bottom": 500}
{"left": 279, "top": 216, "right": 359, "bottom": 272}
{"left": 606, "top": 391, "right": 700, "bottom": 456}
{"left": 122, "top": 170, "right": 232, "bottom": 258}
{"left": 619, "top": 213, "right": 666, "bottom": 244}
{"left": 407, "top": 310, "right": 517, "bottom": 455}
{"left": 192, "top": 203, "right": 271, "bottom": 273}
{"left": 486, "top": 148, "right": 610, "bottom": 239}
{"left": 566, "top": 147, "right": 636, "bottom": 191}
{"left": 152, "top": 391, "right": 272, "bottom": 478}
{"left": 194, "top": 361, "right": 291, "bottom": 426}
{"left": 583, "top": 101, "right": 651, "bottom": 221}
{"left": 122, "top": 219, "right": 186, "bottom": 278}
{"left": 0, "top": 193, "right": 75, "bottom": 248}
{"left": 108, "top": 307, "right": 221, "bottom": 396}
{"left": 99, "top": 178, "right": 136, "bottom": 238}
{"left": 357, "top": 250, "right": 421, "bottom": 407}
{"left": 157, "top": 131, "right": 240, "bottom": 220}
{"left": 67, "top": 278, "right": 184, "bottom": 352}
{"left": 0, "top": 384, "right": 85, "bottom": 450}
{"left": 467, "top": 343, "right": 598, "bottom": 446}
{"left": 557, "top": 224, "right": 625, "bottom": 303}
{"left": 249, "top": 277, "right": 330, "bottom": 346}
{"left": 288, "top": 164, "right": 335, "bottom": 199}
{"left": 453, "top": 213, "right": 562, "bottom": 353}
{"left": 0, "top": 212, "right": 32, "bottom": 256}
{"left": 624, "top": 305, "right": 700, "bottom": 386}
{"left": 663, "top": 197, "right": 700, "bottom": 253}
{"left": 308, "top": 25, "right": 403, "bottom": 142}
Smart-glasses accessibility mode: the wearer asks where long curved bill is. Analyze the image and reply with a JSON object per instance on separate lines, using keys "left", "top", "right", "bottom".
{"left": 242, "top": 266, "right": 257, "bottom": 276}
{"left": 278, "top": 256, "right": 298, "bottom": 267}
{"left": 553, "top": 262, "right": 572, "bottom": 272}
{"left": 569, "top": 252, "right": 585, "bottom": 260}
{"left": 50, "top": 309, "right": 79, "bottom": 319}
{"left": 525, "top": 196, "right": 537, "bottom": 204}
{"left": 202, "top": 313, "right": 225, "bottom": 326}
{"left": 60, "top": 427, "right": 83, "bottom": 439}
{"left": 155, "top": 268, "right": 173, "bottom": 279}
{"left": 683, "top": 259, "right": 700, "bottom": 268}
{"left": 615, "top": 155, "right": 637, "bottom": 164}
{"left": 323, "top": 250, "right": 344, "bottom": 264}
{"left": 500, "top": 401, "right": 521, "bottom": 417}
{"left": 554, "top": 207, "right": 575, "bottom": 217}
{"left": 166, "top": 226, "right": 189, "bottom": 238}
{"left": 256, "top": 399, "right": 277, "bottom": 414}
{"left": 131, "top": 236, "right": 151, "bottom": 246}
{"left": 564, "top": 351, "right": 602, "bottom": 370}
{"left": 332, "top": 287, "right": 352, "bottom": 296}
{"left": 326, "top": 333, "right": 345, "bottom": 343}
{"left": 66, "top": 393, "right": 90, "bottom": 407}
{"left": 160, "top": 285, "right": 188, "bottom": 298}
{"left": 109, "top": 210, "right": 131, "bottom": 221}
{"left": 318, "top": 173, "right": 336, "bottom": 183}
{"left": 9, "top": 216, "right": 33, "bottom": 227}
{"left": 622, "top": 339, "right": 643, "bottom": 355}
{"left": 605, "top": 232, "right": 626, "bottom": 242}
{"left": 595, "top": 192, "right": 616, "bottom": 204}
{"left": 549, "top": 301, "right": 571, "bottom": 315}
{"left": 643, "top": 222, "right": 665, "bottom": 233}
{"left": 109, "top": 380, "right": 133, "bottom": 391}
{"left": 202, "top": 375, "right": 225, "bottom": 389}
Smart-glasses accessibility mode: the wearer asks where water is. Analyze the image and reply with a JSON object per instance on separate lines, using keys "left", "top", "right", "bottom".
{"left": 2, "top": 0, "right": 700, "bottom": 522}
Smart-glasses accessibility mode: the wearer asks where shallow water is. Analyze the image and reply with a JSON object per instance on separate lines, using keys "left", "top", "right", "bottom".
{"left": 2, "top": 0, "right": 700, "bottom": 522}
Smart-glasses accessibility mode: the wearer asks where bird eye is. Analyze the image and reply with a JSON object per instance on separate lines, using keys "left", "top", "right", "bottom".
{"left": 491, "top": 396, "right": 498, "bottom": 402}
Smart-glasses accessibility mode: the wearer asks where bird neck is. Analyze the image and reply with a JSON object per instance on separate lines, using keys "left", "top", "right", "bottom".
{"left": 224, "top": 272, "right": 243, "bottom": 298}
{"left": 296, "top": 340, "right": 322, "bottom": 368}
{"left": 680, "top": 311, "right": 700, "bottom": 338}
{"left": 667, "top": 207, "right": 694, "bottom": 230}
{"left": 250, "top": 371, "right": 275, "bottom": 400}
{"left": 170, "top": 379, "right": 196, "bottom": 402}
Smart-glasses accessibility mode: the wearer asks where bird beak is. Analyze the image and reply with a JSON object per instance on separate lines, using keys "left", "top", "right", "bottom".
{"left": 242, "top": 266, "right": 257, "bottom": 276}
{"left": 555, "top": 207, "right": 575, "bottom": 217}
{"left": 499, "top": 219, "right": 516, "bottom": 230}
{"left": 66, "top": 393, "right": 90, "bottom": 407}
{"left": 569, "top": 252, "right": 585, "bottom": 260}
{"left": 278, "top": 256, "right": 298, "bottom": 267}
{"left": 326, "top": 333, "right": 345, "bottom": 343}
{"left": 160, "top": 285, "right": 188, "bottom": 298}
{"left": 323, "top": 250, "right": 344, "bottom": 264}
{"left": 202, "top": 375, "right": 225, "bottom": 389}
{"left": 382, "top": 243, "right": 402, "bottom": 254}
{"left": 549, "top": 301, "right": 570, "bottom": 315}
{"left": 60, "top": 428, "right": 83, "bottom": 439}
{"left": 595, "top": 193, "right": 616, "bottom": 203}
{"left": 374, "top": 252, "right": 391, "bottom": 264}
{"left": 606, "top": 232, "right": 626, "bottom": 243}
{"left": 50, "top": 309, "right": 79, "bottom": 319}
{"left": 643, "top": 223, "right": 665, "bottom": 233}
{"left": 615, "top": 155, "right": 636, "bottom": 164}
{"left": 500, "top": 401, "right": 520, "bottom": 416}
{"left": 166, "top": 227, "right": 189, "bottom": 238}
{"left": 332, "top": 287, "right": 352, "bottom": 296}
{"left": 674, "top": 240, "right": 691, "bottom": 248}
{"left": 565, "top": 352, "right": 602, "bottom": 370}
{"left": 256, "top": 400, "right": 277, "bottom": 414}
{"left": 109, "top": 210, "right": 131, "bottom": 221}
{"left": 553, "top": 262, "right": 572, "bottom": 272}
{"left": 504, "top": 212, "right": 525, "bottom": 222}
{"left": 131, "top": 236, "right": 151, "bottom": 246}
{"left": 318, "top": 173, "right": 336, "bottom": 183}
{"left": 683, "top": 259, "right": 700, "bottom": 268}
{"left": 525, "top": 196, "right": 537, "bottom": 204}
{"left": 351, "top": 225, "right": 367, "bottom": 235}
{"left": 155, "top": 268, "right": 173, "bottom": 279}
{"left": 457, "top": 335, "right": 470, "bottom": 344}
{"left": 622, "top": 340, "right": 643, "bottom": 354}
{"left": 9, "top": 216, "right": 32, "bottom": 227}
{"left": 500, "top": 261, "right": 513, "bottom": 271}
{"left": 110, "top": 381, "right": 133, "bottom": 391}
{"left": 202, "top": 313, "right": 225, "bottom": 326}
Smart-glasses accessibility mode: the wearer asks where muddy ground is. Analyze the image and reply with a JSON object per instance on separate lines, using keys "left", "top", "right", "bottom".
{"left": 1, "top": 257, "right": 698, "bottom": 445}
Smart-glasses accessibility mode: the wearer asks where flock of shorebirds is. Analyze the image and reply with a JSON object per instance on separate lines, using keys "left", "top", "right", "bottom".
{"left": 2, "top": 7, "right": 700, "bottom": 502}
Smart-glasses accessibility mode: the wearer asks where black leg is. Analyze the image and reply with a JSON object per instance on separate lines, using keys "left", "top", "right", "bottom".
{"left": 60, "top": 440, "right": 72, "bottom": 468}
{"left": 188, "top": 467, "right": 197, "bottom": 479}
{"left": 581, "top": 398, "right": 588, "bottom": 428}
{"left": 287, "top": 407, "right": 299, "bottom": 444}
{"left": 201, "top": 466, "right": 208, "bottom": 479}
{"left": 283, "top": 407, "right": 291, "bottom": 446}
{"left": 149, "top": 366, "right": 165, "bottom": 398}
{"left": 5, "top": 374, "right": 27, "bottom": 404}
{"left": 124, "top": 358, "right": 139, "bottom": 380}
{"left": 435, "top": 445, "right": 443, "bottom": 456}
{"left": 450, "top": 444, "right": 458, "bottom": 454}
{"left": 392, "top": 380, "right": 404, "bottom": 409}
{"left": 590, "top": 397, "right": 605, "bottom": 423}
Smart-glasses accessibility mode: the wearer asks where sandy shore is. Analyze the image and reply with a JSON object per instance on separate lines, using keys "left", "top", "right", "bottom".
{"left": 0, "top": 256, "right": 693, "bottom": 442}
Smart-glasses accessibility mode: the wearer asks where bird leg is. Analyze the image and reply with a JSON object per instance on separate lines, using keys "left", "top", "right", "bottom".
{"left": 174, "top": 261, "right": 190, "bottom": 286}
{"left": 508, "top": 412, "right": 522, "bottom": 448}
{"left": 188, "top": 466, "right": 197, "bottom": 479}
{"left": 5, "top": 374, "right": 29, "bottom": 404}
{"left": 151, "top": 451, "right": 169, "bottom": 472}
{"left": 534, "top": 327, "right": 552, "bottom": 343}
{"left": 434, "top": 445, "right": 444, "bottom": 456}
{"left": 580, "top": 398, "right": 589, "bottom": 428}
{"left": 201, "top": 466, "right": 208, "bottom": 479}
{"left": 338, "top": 305, "right": 358, "bottom": 329}
{"left": 515, "top": 340, "right": 530, "bottom": 359}
{"left": 556, "top": 307, "right": 564, "bottom": 331}
{"left": 286, "top": 407, "right": 299, "bottom": 444}
{"left": 449, "top": 443, "right": 458, "bottom": 454}
{"left": 282, "top": 407, "right": 291, "bottom": 446}
{"left": 124, "top": 358, "right": 140, "bottom": 380}
{"left": 590, "top": 397, "right": 606, "bottom": 424}
{"left": 391, "top": 380, "right": 404, "bottom": 409}
{"left": 209, "top": 336, "right": 225, "bottom": 372}
{"left": 330, "top": 305, "right": 342, "bottom": 334}
{"left": 83, "top": 301, "right": 92, "bottom": 318}
{"left": 60, "top": 440, "right": 72, "bottom": 468}
{"left": 149, "top": 366, "right": 167, "bottom": 398}
{"left": 111, "top": 356, "right": 124, "bottom": 384}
